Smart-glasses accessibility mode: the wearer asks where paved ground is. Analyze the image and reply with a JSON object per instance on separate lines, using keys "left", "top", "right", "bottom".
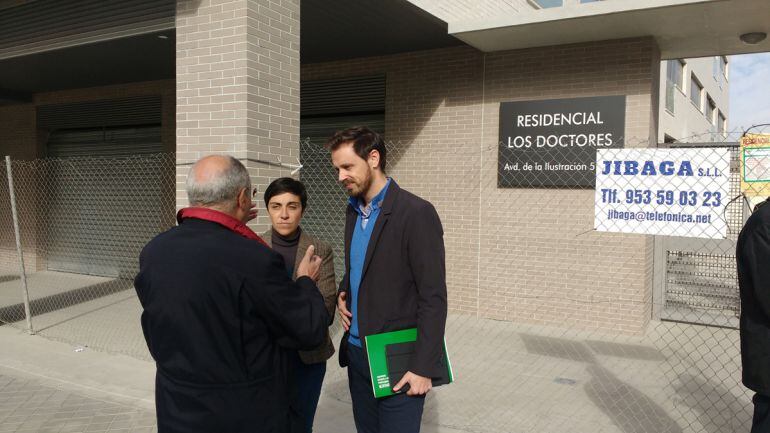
{"left": 0, "top": 272, "right": 149, "bottom": 360}
{"left": 0, "top": 324, "right": 156, "bottom": 433}
{"left": 0, "top": 372, "right": 155, "bottom": 433}
{"left": 0, "top": 325, "right": 358, "bottom": 433}
{"left": 0, "top": 271, "right": 757, "bottom": 433}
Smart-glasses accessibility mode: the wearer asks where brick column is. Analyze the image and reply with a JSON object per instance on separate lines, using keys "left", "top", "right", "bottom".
{"left": 175, "top": 0, "right": 300, "bottom": 230}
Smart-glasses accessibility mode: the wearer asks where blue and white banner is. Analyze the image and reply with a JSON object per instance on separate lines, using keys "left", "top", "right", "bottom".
{"left": 594, "top": 148, "right": 730, "bottom": 239}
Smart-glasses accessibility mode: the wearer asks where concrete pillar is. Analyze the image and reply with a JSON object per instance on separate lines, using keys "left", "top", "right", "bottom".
{"left": 175, "top": 0, "right": 300, "bottom": 230}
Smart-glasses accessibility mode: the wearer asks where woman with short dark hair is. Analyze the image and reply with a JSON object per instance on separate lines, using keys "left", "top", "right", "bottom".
{"left": 262, "top": 177, "right": 337, "bottom": 433}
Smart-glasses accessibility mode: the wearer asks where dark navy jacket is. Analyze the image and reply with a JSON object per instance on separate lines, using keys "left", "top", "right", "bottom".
{"left": 135, "top": 218, "right": 328, "bottom": 433}
{"left": 338, "top": 181, "right": 448, "bottom": 379}
{"left": 738, "top": 198, "right": 770, "bottom": 395}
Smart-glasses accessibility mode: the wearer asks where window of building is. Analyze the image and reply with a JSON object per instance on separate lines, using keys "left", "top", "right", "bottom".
{"left": 664, "top": 83, "right": 675, "bottom": 114}
{"left": 707, "top": 96, "right": 716, "bottom": 124}
{"left": 690, "top": 74, "right": 703, "bottom": 111}
{"left": 665, "top": 59, "right": 685, "bottom": 113}
{"left": 718, "top": 111, "right": 726, "bottom": 134}
{"left": 530, "top": 0, "right": 602, "bottom": 8}
{"left": 667, "top": 59, "right": 685, "bottom": 90}
{"left": 720, "top": 56, "right": 729, "bottom": 81}
{"left": 713, "top": 56, "right": 729, "bottom": 89}
{"left": 530, "top": 0, "right": 562, "bottom": 8}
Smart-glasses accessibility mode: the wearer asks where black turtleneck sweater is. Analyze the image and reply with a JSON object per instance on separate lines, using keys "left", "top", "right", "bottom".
{"left": 271, "top": 227, "right": 301, "bottom": 277}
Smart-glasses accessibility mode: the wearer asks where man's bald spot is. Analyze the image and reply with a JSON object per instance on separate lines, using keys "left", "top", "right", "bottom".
{"left": 186, "top": 154, "right": 250, "bottom": 212}
{"left": 192, "top": 155, "right": 234, "bottom": 184}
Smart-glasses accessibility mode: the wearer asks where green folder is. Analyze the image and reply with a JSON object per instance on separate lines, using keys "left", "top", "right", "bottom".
{"left": 364, "top": 328, "right": 454, "bottom": 398}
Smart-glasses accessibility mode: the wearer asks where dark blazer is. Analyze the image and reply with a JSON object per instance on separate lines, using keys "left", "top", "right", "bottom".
{"left": 338, "top": 180, "right": 448, "bottom": 378}
{"left": 135, "top": 218, "right": 329, "bottom": 433}
{"left": 738, "top": 197, "right": 770, "bottom": 395}
{"left": 264, "top": 229, "right": 337, "bottom": 364}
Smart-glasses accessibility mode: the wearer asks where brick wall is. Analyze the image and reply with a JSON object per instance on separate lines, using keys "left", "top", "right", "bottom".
{"left": 0, "top": 104, "right": 38, "bottom": 160}
{"left": 479, "top": 38, "right": 659, "bottom": 333}
{"left": 176, "top": 0, "right": 300, "bottom": 232}
{"left": 303, "top": 37, "right": 661, "bottom": 333}
{"left": 0, "top": 104, "right": 39, "bottom": 274}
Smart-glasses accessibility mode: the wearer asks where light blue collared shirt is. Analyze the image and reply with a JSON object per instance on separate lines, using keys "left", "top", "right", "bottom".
{"left": 347, "top": 178, "right": 391, "bottom": 347}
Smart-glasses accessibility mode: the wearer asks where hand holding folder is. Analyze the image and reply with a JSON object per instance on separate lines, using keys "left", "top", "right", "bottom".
{"left": 387, "top": 341, "right": 451, "bottom": 395}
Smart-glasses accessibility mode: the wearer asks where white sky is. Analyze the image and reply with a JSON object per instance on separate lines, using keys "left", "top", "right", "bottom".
{"left": 728, "top": 52, "right": 770, "bottom": 133}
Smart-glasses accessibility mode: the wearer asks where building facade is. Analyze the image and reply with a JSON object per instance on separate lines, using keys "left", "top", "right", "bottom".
{"left": 659, "top": 56, "right": 730, "bottom": 142}
{"left": 0, "top": 0, "right": 768, "bottom": 334}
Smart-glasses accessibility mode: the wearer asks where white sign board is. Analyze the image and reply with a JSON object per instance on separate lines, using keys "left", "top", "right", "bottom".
{"left": 594, "top": 148, "right": 730, "bottom": 239}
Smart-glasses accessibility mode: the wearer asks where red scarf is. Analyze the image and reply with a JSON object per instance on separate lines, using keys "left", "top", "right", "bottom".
{"left": 177, "top": 207, "right": 269, "bottom": 248}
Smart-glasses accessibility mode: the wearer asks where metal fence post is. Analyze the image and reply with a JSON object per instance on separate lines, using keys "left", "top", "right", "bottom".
{"left": 5, "top": 156, "right": 33, "bottom": 334}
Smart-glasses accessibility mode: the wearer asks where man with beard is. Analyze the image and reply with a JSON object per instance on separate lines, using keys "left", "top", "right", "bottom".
{"left": 135, "top": 155, "right": 329, "bottom": 433}
{"left": 327, "top": 126, "right": 448, "bottom": 433}
{"left": 738, "top": 196, "right": 770, "bottom": 433}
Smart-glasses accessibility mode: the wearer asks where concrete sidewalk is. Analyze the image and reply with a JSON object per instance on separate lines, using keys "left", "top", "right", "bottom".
{"left": 0, "top": 325, "right": 355, "bottom": 433}
{"left": 0, "top": 309, "right": 756, "bottom": 433}
{"left": 0, "top": 325, "right": 155, "bottom": 432}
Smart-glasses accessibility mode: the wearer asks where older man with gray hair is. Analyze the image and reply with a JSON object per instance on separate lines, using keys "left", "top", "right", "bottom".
{"left": 135, "top": 155, "right": 329, "bottom": 433}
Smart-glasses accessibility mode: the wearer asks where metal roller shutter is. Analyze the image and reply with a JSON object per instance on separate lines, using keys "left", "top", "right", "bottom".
{"left": 38, "top": 96, "right": 162, "bottom": 131}
{"left": 42, "top": 98, "right": 171, "bottom": 278}
{"left": 300, "top": 74, "right": 386, "bottom": 144}
{"left": 301, "top": 75, "right": 386, "bottom": 118}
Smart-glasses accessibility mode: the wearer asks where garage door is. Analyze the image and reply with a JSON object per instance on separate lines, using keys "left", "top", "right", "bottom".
{"left": 40, "top": 98, "right": 172, "bottom": 278}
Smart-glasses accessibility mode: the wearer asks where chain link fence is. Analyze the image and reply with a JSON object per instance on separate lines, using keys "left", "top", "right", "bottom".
{"left": 302, "top": 127, "right": 763, "bottom": 433}
{"left": 0, "top": 153, "right": 176, "bottom": 358}
{"left": 0, "top": 126, "right": 767, "bottom": 432}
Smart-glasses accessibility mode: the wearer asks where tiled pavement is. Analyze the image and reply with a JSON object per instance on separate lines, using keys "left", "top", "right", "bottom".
{"left": 0, "top": 372, "right": 156, "bottom": 433}
{"left": 0, "top": 290, "right": 755, "bottom": 433}
{"left": 0, "top": 315, "right": 756, "bottom": 433}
